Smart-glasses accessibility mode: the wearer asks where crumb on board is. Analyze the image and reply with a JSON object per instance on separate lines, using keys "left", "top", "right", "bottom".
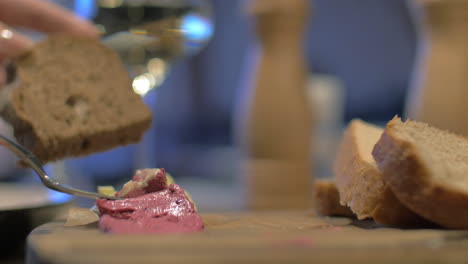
{"left": 64, "top": 207, "right": 99, "bottom": 227}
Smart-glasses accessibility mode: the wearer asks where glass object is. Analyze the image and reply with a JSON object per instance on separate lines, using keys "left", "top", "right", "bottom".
{"left": 88, "top": 0, "right": 214, "bottom": 96}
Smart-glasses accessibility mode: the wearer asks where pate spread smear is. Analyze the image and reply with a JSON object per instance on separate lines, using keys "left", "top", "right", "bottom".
{"left": 96, "top": 168, "right": 204, "bottom": 234}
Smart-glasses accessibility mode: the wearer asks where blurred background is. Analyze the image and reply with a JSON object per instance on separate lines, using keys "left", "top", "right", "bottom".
{"left": 0, "top": 0, "right": 418, "bottom": 210}
{"left": 75, "top": 0, "right": 416, "bottom": 209}
{"left": 0, "top": 0, "right": 426, "bottom": 260}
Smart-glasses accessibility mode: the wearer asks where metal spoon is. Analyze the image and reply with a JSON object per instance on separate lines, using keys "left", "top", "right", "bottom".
{"left": 0, "top": 134, "right": 121, "bottom": 200}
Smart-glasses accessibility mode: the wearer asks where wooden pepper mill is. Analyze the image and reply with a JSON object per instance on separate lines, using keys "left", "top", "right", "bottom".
{"left": 235, "top": 0, "right": 313, "bottom": 210}
{"left": 406, "top": 0, "right": 468, "bottom": 135}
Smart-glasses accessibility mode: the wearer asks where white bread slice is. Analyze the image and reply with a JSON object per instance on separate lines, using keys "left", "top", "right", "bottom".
{"left": 313, "top": 179, "right": 355, "bottom": 218}
{"left": 373, "top": 117, "right": 468, "bottom": 229}
{"left": 333, "top": 119, "right": 430, "bottom": 227}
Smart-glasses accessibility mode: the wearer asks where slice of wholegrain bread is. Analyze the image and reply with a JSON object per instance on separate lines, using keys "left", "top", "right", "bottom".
{"left": 373, "top": 116, "right": 468, "bottom": 229}
{"left": 333, "top": 119, "right": 429, "bottom": 227}
{"left": 0, "top": 34, "right": 152, "bottom": 163}
{"left": 313, "top": 179, "right": 355, "bottom": 218}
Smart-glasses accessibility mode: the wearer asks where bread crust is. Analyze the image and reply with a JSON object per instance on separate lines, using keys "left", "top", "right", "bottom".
{"left": 334, "top": 120, "right": 429, "bottom": 227}
{"left": 373, "top": 117, "right": 468, "bottom": 229}
{"left": 313, "top": 179, "right": 354, "bottom": 218}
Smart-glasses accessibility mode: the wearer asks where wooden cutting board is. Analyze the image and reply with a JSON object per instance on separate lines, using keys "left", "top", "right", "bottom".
{"left": 26, "top": 210, "right": 468, "bottom": 264}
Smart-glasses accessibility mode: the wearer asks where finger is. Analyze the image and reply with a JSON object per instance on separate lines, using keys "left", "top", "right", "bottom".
{"left": 0, "top": 22, "right": 34, "bottom": 60}
{"left": 0, "top": 23, "right": 33, "bottom": 86}
{"left": 0, "top": 65, "right": 5, "bottom": 86}
{"left": 0, "top": 0, "right": 100, "bottom": 38}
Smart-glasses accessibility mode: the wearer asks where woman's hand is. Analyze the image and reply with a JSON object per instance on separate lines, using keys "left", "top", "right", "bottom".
{"left": 0, "top": 0, "right": 99, "bottom": 84}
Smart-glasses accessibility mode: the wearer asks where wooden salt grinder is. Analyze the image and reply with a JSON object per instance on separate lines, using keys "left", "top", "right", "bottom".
{"left": 235, "top": 0, "right": 314, "bottom": 210}
{"left": 406, "top": 0, "right": 468, "bottom": 135}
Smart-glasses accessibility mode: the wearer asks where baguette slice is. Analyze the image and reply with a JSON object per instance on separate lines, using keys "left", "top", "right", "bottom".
{"left": 373, "top": 116, "right": 468, "bottom": 229}
{"left": 313, "top": 179, "right": 355, "bottom": 218}
{"left": 0, "top": 34, "right": 152, "bottom": 163}
{"left": 334, "top": 119, "right": 429, "bottom": 227}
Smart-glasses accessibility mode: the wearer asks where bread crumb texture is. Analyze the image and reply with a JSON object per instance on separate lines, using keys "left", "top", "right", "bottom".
{"left": 1, "top": 34, "right": 152, "bottom": 163}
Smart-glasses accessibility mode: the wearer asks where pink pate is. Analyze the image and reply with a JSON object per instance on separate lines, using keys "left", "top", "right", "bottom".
{"left": 96, "top": 169, "right": 204, "bottom": 234}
